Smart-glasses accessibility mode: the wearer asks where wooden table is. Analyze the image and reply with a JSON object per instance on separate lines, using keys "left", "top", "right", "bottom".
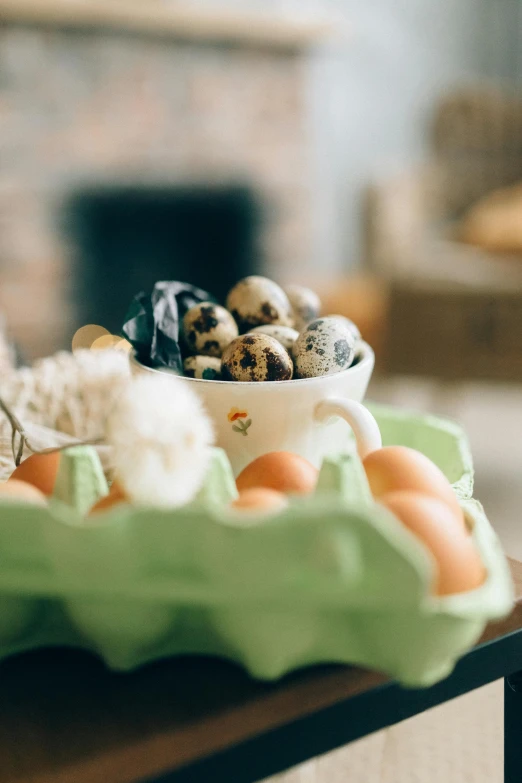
{"left": 1, "top": 561, "right": 522, "bottom": 783}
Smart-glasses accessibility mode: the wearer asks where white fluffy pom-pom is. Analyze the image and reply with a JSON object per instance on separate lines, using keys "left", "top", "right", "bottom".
{"left": 106, "top": 374, "right": 214, "bottom": 508}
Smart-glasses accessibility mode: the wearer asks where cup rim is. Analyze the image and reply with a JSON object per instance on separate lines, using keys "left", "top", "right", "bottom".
{"left": 130, "top": 341, "right": 375, "bottom": 388}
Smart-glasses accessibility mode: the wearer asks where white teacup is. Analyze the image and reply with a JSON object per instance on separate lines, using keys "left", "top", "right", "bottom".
{"left": 130, "top": 342, "right": 381, "bottom": 475}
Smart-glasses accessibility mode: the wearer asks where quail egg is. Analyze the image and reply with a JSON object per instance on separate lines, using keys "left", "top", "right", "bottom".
{"left": 183, "top": 302, "right": 238, "bottom": 357}
{"left": 221, "top": 334, "right": 293, "bottom": 382}
{"left": 292, "top": 317, "right": 356, "bottom": 379}
{"left": 184, "top": 355, "right": 222, "bottom": 381}
{"left": 226, "top": 276, "right": 294, "bottom": 332}
{"left": 284, "top": 284, "right": 322, "bottom": 331}
{"left": 248, "top": 324, "right": 299, "bottom": 353}
{"left": 326, "top": 314, "right": 361, "bottom": 341}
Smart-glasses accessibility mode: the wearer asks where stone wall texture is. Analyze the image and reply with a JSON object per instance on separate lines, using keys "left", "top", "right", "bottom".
{"left": 0, "top": 26, "right": 312, "bottom": 358}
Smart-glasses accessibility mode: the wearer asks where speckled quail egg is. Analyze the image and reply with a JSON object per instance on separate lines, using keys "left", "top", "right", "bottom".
{"left": 248, "top": 324, "right": 299, "bottom": 353}
{"left": 184, "top": 355, "right": 222, "bottom": 381}
{"left": 292, "top": 317, "right": 356, "bottom": 379}
{"left": 284, "top": 284, "right": 322, "bottom": 331}
{"left": 226, "top": 276, "right": 294, "bottom": 332}
{"left": 349, "top": 341, "right": 365, "bottom": 367}
{"left": 326, "top": 314, "right": 361, "bottom": 341}
{"left": 183, "top": 302, "right": 238, "bottom": 357}
{"left": 221, "top": 334, "right": 293, "bottom": 382}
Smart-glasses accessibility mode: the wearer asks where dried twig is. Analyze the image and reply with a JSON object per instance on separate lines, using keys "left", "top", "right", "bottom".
{"left": 0, "top": 394, "right": 103, "bottom": 466}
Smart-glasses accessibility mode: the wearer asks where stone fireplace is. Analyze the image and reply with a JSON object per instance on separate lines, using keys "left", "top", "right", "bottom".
{"left": 0, "top": 4, "right": 326, "bottom": 358}
{"left": 67, "top": 183, "right": 260, "bottom": 335}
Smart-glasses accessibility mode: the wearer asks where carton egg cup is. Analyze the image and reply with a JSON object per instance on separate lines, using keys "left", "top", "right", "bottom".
{"left": 0, "top": 404, "right": 513, "bottom": 687}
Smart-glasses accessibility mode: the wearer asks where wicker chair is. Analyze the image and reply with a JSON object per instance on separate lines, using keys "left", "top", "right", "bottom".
{"left": 364, "top": 86, "right": 522, "bottom": 383}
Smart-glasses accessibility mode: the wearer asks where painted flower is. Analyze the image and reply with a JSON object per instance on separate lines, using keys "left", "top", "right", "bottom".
{"left": 227, "top": 407, "right": 252, "bottom": 436}
{"left": 228, "top": 407, "right": 249, "bottom": 422}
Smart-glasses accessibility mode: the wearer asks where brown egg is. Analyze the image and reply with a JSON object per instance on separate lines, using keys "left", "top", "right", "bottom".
{"left": 9, "top": 452, "right": 61, "bottom": 497}
{"left": 363, "top": 446, "right": 465, "bottom": 528}
{"left": 236, "top": 451, "right": 318, "bottom": 496}
{"left": 88, "top": 481, "right": 129, "bottom": 515}
{"left": 231, "top": 488, "right": 288, "bottom": 514}
{"left": 0, "top": 479, "right": 47, "bottom": 506}
{"left": 381, "top": 491, "right": 485, "bottom": 596}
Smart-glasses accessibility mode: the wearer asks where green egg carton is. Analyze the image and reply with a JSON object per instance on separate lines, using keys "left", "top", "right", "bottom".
{"left": 0, "top": 404, "right": 513, "bottom": 687}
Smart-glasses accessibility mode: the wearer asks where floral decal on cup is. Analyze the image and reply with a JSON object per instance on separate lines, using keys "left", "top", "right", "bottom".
{"left": 228, "top": 407, "right": 252, "bottom": 436}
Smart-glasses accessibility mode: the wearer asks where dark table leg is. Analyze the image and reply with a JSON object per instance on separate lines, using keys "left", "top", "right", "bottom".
{"left": 505, "top": 672, "right": 522, "bottom": 783}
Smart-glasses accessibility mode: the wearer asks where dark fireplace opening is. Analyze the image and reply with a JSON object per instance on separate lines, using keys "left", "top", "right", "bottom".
{"left": 66, "top": 184, "right": 261, "bottom": 335}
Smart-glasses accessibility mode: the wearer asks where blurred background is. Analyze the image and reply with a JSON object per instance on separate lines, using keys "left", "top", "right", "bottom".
{"left": 0, "top": 1, "right": 520, "bottom": 779}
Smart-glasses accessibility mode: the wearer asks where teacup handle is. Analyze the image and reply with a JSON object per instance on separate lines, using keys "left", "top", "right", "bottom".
{"left": 314, "top": 398, "right": 382, "bottom": 460}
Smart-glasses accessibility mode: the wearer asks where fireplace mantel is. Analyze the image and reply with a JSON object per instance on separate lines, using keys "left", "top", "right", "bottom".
{"left": 0, "top": 0, "right": 334, "bottom": 50}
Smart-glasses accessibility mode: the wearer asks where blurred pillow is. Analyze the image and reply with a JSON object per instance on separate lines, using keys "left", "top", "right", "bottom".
{"left": 457, "top": 183, "right": 522, "bottom": 255}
